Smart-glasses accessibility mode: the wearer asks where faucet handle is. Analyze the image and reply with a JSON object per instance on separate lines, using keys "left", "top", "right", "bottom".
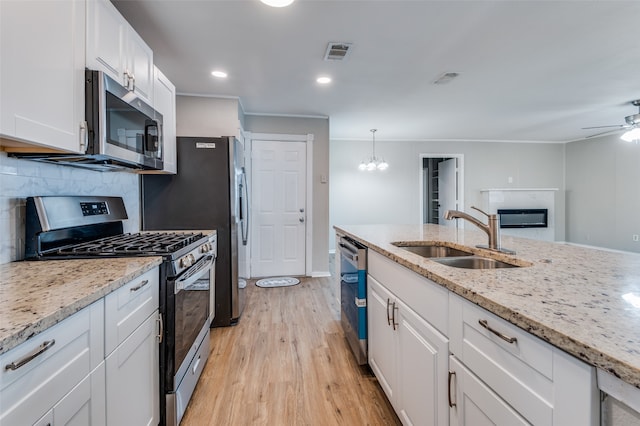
{"left": 470, "top": 206, "right": 493, "bottom": 218}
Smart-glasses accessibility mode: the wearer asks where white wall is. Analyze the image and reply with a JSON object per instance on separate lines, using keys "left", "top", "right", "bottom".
{"left": 176, "top": 95, "right": 242, "bottom": 138}
{"left": 0, "top": 152, "right": 140, "bottom": 264}
{"left": 565, "top": 134, "right": 640, "bottom": 253}
{"left": 330, "top": 139, "right": 566, "bottom": 250}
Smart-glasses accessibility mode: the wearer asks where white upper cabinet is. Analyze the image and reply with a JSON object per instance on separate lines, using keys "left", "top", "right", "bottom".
{"left": 153, "top": 66, "right": 177, "bottom": 174}
{"left": 0, "top": 0, "right": 86, "bottom": 153}
{"left": 87, "top": 0, "right": 154, "bottom": 104}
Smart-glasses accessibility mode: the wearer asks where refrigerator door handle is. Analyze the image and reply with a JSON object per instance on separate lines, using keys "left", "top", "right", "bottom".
{"left": 241, "top": 167, "right": 249, "bottom": 246}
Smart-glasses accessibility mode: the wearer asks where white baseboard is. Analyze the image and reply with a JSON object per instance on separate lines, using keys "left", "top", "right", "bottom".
{"left": 311, "top": 271, "right": 331, "bottom": 278}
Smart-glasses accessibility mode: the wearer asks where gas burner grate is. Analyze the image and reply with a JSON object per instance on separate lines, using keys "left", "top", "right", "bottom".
{"left": 57, "top": 232, "right": 205, "bottom": 256}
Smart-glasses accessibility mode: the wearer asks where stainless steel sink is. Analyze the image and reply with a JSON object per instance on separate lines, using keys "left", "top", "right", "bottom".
{"left": 393, "top": 243, "right": 473, "bottom": 258}
{"left": 432, "top": 256, "right": 520, "bottom": 269}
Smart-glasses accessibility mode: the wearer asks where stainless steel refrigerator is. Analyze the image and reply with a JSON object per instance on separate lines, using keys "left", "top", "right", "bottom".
{"left": 141, "top": 136, "right": 248, "bottom": 326}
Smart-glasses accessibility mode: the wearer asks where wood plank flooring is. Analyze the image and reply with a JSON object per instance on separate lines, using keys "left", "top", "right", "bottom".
{"left": 181, "top": 276, "right": 401, "bottom": 425}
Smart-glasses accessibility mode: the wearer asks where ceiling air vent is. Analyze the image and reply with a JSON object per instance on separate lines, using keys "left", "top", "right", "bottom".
{"left": 324, "top": 42, "right": 352, "bottom": 61}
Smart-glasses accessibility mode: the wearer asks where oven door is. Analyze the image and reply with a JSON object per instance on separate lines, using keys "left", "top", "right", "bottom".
{"left": 171, "top": 255, "right": 213, "bottom": 386}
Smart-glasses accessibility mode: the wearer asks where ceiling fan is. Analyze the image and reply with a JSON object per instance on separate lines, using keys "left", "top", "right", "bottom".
{"left": 582, "top": 99, "right": 640, "bottom": 140}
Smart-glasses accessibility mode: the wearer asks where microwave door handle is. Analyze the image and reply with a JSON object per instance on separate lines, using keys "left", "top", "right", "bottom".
{"left": 144, "top": 120, "right": 159, "bottom": 153}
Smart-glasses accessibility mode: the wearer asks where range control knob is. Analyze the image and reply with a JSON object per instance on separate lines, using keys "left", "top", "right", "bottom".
{"left": 200, "top": 243, "right": 211, "bottom": 253}
{"left": 180, "top": 254, "right": 195, "bottom": 268}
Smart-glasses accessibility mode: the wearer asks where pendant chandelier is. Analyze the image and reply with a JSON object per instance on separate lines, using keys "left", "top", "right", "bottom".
{"left": 358, "top": 129, "right": 389, "bottom": 171}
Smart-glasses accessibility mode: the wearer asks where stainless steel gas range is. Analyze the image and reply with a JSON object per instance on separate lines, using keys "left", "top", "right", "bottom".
{"left": 25, "top": 195, "right": 215, "bottom": 426}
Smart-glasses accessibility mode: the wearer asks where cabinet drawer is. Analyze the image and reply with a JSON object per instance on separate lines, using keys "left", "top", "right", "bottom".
{"left": 450, "top": 294, "right": 554, "bottom": 425}
{"left": 0, "top": 300, "right": 104, "bottom": 425}
{"left": 105, "top": 267, "right": 159, "bottom": 356}
{"left": 450, "top": 294, "right": 599, "bottom": 425}
{"left": 369, "top": 250, "right": 449, "bottom": 335}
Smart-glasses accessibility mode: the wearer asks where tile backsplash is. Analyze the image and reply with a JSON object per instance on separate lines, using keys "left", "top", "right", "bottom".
{"left": 0, "top": 152, "right": 140, "bottom": 264}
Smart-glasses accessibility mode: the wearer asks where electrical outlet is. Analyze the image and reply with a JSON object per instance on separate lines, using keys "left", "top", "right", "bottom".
{"left": 633, "top": 234, "right": 639, "bottom": 242}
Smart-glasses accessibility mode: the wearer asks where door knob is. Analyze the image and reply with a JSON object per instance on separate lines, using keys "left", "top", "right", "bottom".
{"left": 299, "top": 217, "right": 305, "bottom": 223}
{"left": 299, "top": 208, "right": 305, "bottom": 213}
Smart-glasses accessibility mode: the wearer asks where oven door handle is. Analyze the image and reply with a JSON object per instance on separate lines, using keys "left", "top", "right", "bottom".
{"left": 175, "top": 255, "right": 214, "bottom": 295}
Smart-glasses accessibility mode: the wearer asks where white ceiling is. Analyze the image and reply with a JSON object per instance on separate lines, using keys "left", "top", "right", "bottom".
{"left": 113, "top": 0, "right": 640, "bottom": 142}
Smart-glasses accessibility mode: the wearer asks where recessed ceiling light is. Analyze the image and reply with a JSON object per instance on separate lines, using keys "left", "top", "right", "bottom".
{"left": 211, "top": 70, "right": 228, "bottom": 78}
{"left": 316, "top": 76, "right": 332, "bottom": 84}
{"left": 260, "top": 0, "right": 294, "bottom": 7}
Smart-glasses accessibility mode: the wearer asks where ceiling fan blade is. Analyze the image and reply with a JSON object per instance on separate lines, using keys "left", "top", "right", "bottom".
{"left": 585, "top": 128, "right": 627, "bottom": 138}
{"left": 581, "top": 124, "right": 627, "bottom": 130}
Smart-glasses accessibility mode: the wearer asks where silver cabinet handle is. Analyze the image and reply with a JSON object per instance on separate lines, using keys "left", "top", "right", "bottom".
{"left": 130, "top": 279, "right": 150, "bottom": 292}
{"left": 448, "top": 371, "right": 457, "bottom": 407}
{"left": 391, "top": 302, "right": 398, "bottom": 330}
{"left": 478, "top": 319, "right": 517, "bottom": 344}
{"left": 156, "top": 313, "right": 164, "bottom": 343}
{"left": 79, "top": 120, "right": 88, "bottom": 152}
{"left": 5, "top": 340, "right": 55, "bottom": 371}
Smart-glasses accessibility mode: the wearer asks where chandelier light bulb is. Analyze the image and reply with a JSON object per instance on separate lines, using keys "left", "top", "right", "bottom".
{"left": 358, "top": 128, "right": 389, "bottom": 171}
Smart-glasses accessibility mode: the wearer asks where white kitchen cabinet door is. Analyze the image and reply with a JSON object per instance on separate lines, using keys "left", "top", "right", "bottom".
{"left": 449, "top": 356, "right": 530, "bottom": 426}
{"left": 86, "top": 0, "right": 153, "bottom": 104}
{"left": 152, "top": 66, "right": 177, "bottom": 174}
{"left": 53, "top": 362, "right": 107, "bottom": 426}
{"left": 0, "top": 0, "right": 86, "bottom": 153}
{"left": 396, "top": 297, "right": 449, "bottom": 426}
{"left": 367, "top": 275, "right": 398, "bottom": 405}
{"left": 126, "top": 29, "right": 154, "bottom": 104}
{"left": 105, "top": 311, "right": 160, "bottom": 426}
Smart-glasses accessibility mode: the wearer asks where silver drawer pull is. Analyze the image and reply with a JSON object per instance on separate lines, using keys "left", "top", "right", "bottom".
{"left": 130, "top": 279, "right": 150, "bottom": 292}
{"left": 478, "top": 319, "right": 517, "bottom": 344}
{"left": 5, "top": 340, "right": 56, "bottom": 371}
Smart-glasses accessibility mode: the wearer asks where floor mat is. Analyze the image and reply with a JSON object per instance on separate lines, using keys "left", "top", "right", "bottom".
{"left": 255, "top": 277, "right": 300, "bottom": 288}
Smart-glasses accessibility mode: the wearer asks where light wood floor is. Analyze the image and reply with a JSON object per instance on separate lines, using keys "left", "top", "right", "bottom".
{"left": 180, "top": 276, "right": 401, "bottom": 426}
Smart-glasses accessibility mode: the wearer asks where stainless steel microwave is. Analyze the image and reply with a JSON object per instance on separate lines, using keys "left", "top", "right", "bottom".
{"left": 8, "top": 70, "right": 164, "bottom": 171}
{"left": 84, "top": 69, "right": 163, "bottom": 170}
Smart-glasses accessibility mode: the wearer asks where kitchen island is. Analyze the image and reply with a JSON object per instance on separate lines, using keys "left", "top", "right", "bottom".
{"left": 336, "top": 223, "right": 640, "bottom": 424}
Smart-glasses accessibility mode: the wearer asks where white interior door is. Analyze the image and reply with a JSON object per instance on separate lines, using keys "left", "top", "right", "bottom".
{"left": 251, "top": 140, "right": 306, "bottom": 277}
{"left": 439, "top": 158, "right": 458, "bottom": 227}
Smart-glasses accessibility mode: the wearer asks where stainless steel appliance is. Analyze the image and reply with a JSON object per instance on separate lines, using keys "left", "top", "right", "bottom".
{"left": 10, "top": 71, "right": 163, "bottom": 171}
{"left": 337, "top": 235, "right": 368, "bottom": 365}
{"left": 24, "top": 195, "right": 214, "bottom": 426}
{"left": 141, "top": 136, "right": 248, "bottom": 327}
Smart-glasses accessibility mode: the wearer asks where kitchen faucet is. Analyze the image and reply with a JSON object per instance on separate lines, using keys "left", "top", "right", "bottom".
{"left": 444, "top": 206, "right": 515, "bottom": 254}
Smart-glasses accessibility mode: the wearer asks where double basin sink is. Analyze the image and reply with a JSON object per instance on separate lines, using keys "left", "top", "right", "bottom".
{"left": 392, "top": 243, "right": 521, "bottom": 269}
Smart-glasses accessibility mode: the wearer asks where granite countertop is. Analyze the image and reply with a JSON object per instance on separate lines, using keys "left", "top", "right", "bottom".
{"left": 335, "top": 224, "right": 640, "bottom": 389}
{"left": 0, "top": 257, "right": 162, "bottom": 355}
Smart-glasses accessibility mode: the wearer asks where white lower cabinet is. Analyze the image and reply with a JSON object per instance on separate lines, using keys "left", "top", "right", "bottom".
{"left": 449, "top": 356, "right": 529, "bottom": 426}
{"left": 368, "top": 250, "right": 449, "bottom": 426}
{"left": 0, "top": 267, "right": 160, "bottom": 426}
{"left": 104, "top": 267, "right": 160, "bottom": 426}
{"left": 105, "top": 312, "right": 159, "bottom": 426}
{"left": 0, "top": 301, "right": 105, "bottom": 425}
{"left": 367, "top": 249, "right": 600, "bottom": 426}
{"left": 448, "top": 293, "right": 600, "bottom": 425}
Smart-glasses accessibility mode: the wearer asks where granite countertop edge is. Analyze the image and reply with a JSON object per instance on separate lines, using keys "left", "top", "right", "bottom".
{"left": 0, "top": 257, "right": 162, "bottom": 355}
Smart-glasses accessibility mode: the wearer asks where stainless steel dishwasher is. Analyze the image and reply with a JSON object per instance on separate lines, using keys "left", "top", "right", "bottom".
{"left": 337, "top": 235, "right": 368, "bottom": 365}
